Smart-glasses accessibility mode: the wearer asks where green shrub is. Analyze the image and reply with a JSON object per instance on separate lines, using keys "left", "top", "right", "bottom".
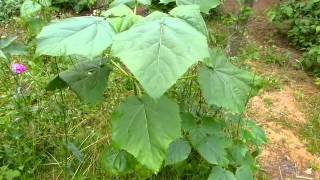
{"left": 269, "top": 0, "right": 320, "bottom": 74}
{"left": 269, "top": 0, "right": 320, "bottom": 48}
{"left": 302, "top": 46, "right": 320, "bottom": 75}
{"left": 52, "top": 0, "right": 98, "bottom": 13}
{"left": 0, "top": 0, "right": 24, "bottom": 22}
{"left": 150, "top": 0, "right": 176, "bottom": 12}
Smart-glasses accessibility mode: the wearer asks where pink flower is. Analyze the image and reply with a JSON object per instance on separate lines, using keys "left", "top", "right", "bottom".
{"left": 10, "top": 63, "right": 27, "bottom": 74}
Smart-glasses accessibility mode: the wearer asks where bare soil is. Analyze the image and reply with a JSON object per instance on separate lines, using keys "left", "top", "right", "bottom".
{"left": 248, "top": 85, "right": 320, "bottom": 179}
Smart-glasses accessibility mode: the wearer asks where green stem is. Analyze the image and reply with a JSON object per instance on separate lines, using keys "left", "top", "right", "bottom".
{"left": 134, "top": 0, "right": 138, "bottom": 15}
{"left": 134, "top": 81, "right": 142, "bottom": 97}
{"left": 53, "top": 58, "right": 69, "bottom": 179}
{"left": 236, "top": 75, "right": 256, "bottom": 138}
{"left": 111, "top": 59, "right": 143, "bottom": 97}
{"left": 110, "top": 60, "right": 132, "bottom": 78}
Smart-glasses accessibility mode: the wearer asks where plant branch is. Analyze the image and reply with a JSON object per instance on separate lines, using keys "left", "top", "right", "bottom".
{"left": 53, "top": 58, "right": 69, "bottom": 179}
{"left": 236, "top": 75, "right": 256, "bottom": 137}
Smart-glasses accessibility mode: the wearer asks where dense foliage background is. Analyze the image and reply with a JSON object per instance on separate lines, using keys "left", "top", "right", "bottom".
{"left": 269, "top": 0, "right": 320, "bottom": 75}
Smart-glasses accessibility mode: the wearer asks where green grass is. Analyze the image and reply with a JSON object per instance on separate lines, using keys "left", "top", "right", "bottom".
{"left": 260, "top": 75, "right": 282, "bottom": 92}
{"left": 0, "top": 50, "right": 134, "bottom": 179}
{"left": 237, "top": 42, "right": 291, "bottom": 67}
{"left": 302, "top": 94, "right": 320, "bottom": 156}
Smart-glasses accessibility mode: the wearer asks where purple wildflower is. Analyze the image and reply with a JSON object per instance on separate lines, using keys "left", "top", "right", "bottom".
{"left": 10, "top": 63, "right": 27, "bottom": 75}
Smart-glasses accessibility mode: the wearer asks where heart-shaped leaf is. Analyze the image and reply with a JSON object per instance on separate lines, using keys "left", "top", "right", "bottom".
{"left": 236, "top": 165, "right": 253, "bottom": 180}
{"left": 107, "top": 15, "right": 142, "bottom": 33}
{"left": 102, "top": 4, "right": 133, "bottom": 17}
{"left": 3, "top": 42, "right": 27, "bottom": 56}
{"left": 47, "top": 59, "right": 112, "bottom": 104}
{"left": 169, "top": 5, "right": 208, "bottom": 36}
{"left": 165, "top": 138, "right": 191, "bottom": 165}
{"left": 112, "top": 12, "right": 209, "bottom": 98}
{"left": 112, "top": 95, "right": 181, "bottom": 172}
{"left": 36, "top": 16, "right": 115, "bottom": 58}
{"left": 0, "top": 36, "right": 17, "bottom": 49}
{"left": 160, "top": 0, "right": 222, "bottom": 13}
{"left": 101, "top": 147, "right": 137, "bottom": 175}
{"left": 208, "top": 166, "right": 236, "bottom": 180}
{"left": 190, "top": 131, "right": 229, "bottom": 166}
{"left": 176, "top": 0, "right": 222, "bottom": 14}
{"left": 0, "top": 36, "right": 27, "bottom": 59}
{"left": 20, "top": 0, "right": 42, "bottom": 17}
{"left": 198, "top": 48, "right": 261, "bottom": 113}
{"left": 109, "top": 0, "right": 150, "bottom": 7}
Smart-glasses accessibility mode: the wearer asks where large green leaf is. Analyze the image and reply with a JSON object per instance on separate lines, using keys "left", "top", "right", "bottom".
{"left": 160, "top": 0, "right": 222, "bottom": 13}
{"left": 181, "top": 112, "right": 197, "bottom": 132}
{"left": 169, "top": 5, "right": 208, "bottom": 36}
{"left": 101, "top": 4, "right": 133, "bottom": 17}
{"left": 236, "top": 165, "right": 253, "bottom": 180}
{"left": 109, "top": 0, "right": 134, "bottom": 7}
{"left": 176, "top": 0, "right": 222, "bottom": 14}
{"left": 0, "top": 36, "right": 27, "bottom": 59}
{"left": 190, "top": 131, "right": 229, "bottom": 166}
{"left": 165, "top": 138, "right": 191, "bottom": 165}
{"left": 137, "top": 0, "right": 152, "bottom": 5}
{"left": 25, "top": 17, "right": 47, "bottom": 35}
{"left": 182, "top": 113, "right": 225, "bottom": 135}
{"left": 198, "top": 49, "right": 261, "bottom": 113}
{"left": 229, "top": 144, "right": 248, "bottom": 166}
{"left": 47, "top": 60, "right": 112, "bottom": 104}
{"left": 112, "top": 95, "right": 181, "bottom": 172}
{"left": 107, "top": 15, "right": 142, "bottom": 33}
{"left": 183, "top": 115, "right": 229, "bottom": 166}
{"left": 241, "top": 120, "right": 267, "bottom": 146}
{"left": 36, "top": 16, "right": 115, "bottom": 58}
{"left": 20, "top": 0, "right": 42, "bottom": 17}
{"left": 3, "top": 42, "right": 28, "bottom": 56}
{"left": 39, "top": 0, "right": 52, "bottom": 7}
{"left": 109, "top": 0, "right": 151, "bottom": 7}
{"left": 208, "top": 166, "right": 236, "bottom": 180}
{"left": 0, "top": 50, "right": 6, "bottom": 59}
{"left": 112, "top": 12, "right": 209, "bottom": 98}
{"left": 101, "top": 147, "right": 137, "bottom": 175}
{"left": 201, "top": 117, "right": 226, "bottom": 136}
{"left": 0, "top": 36, "right": 17, "bottom": 49}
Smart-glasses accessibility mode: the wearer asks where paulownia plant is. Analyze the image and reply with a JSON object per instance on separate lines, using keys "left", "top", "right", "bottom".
{"left": 33, "top": 0, "right": 267, "bottom": 178}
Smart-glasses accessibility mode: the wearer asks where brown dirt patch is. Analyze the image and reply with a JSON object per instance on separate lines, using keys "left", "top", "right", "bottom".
{"left": 247, "top": 86, "right": 320, "bottom": 179}
{"left": 247, "top": 0, "right": 302, "bottom": 58}
{"left": 249, "top": 86, "right": 307, "bottom": 125}
{"left": 246, "top": 60, "right": 320, "bottom": 179}
{"left": 248, "top": 54, "right": 320, "bottom": 176}
{"left": 258, "top": 121, "right": 320, "bottom": 178}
